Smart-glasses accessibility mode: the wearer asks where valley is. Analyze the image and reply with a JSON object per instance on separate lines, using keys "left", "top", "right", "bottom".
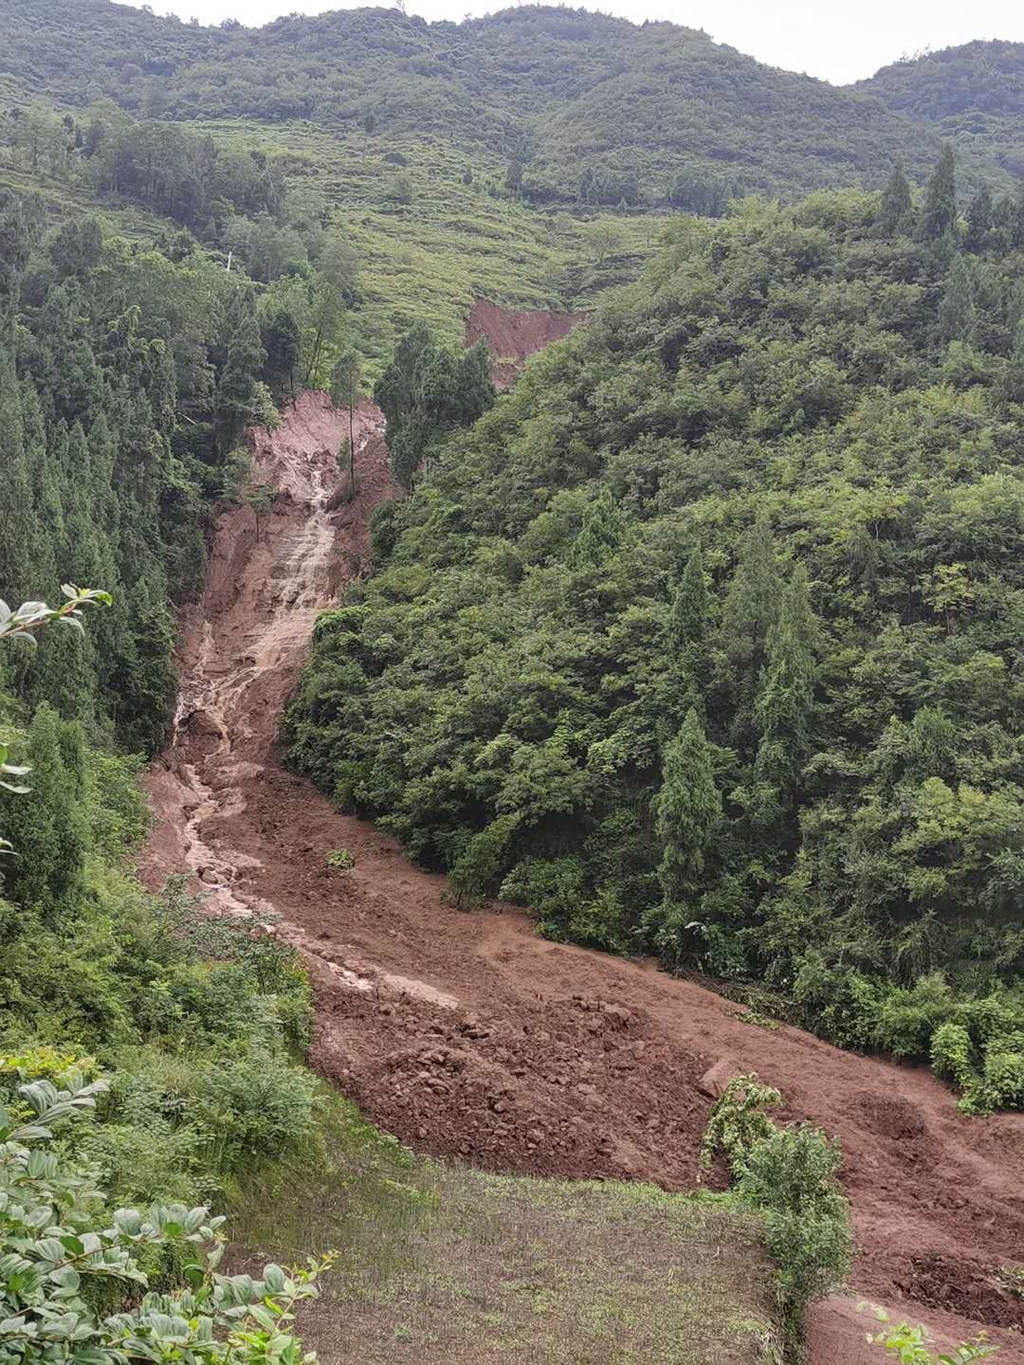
{"left": 141, "top": 351, "right": 1024, "bottom": 1362}
{"left": 4, "top": 5, "right": 1024, "bottom": 1364}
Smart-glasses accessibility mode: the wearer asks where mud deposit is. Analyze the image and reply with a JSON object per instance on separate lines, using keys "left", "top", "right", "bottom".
{"left": 465, "top": 297, "right": 585, "bottom": 387}
{"left": 144, "top": 388, "right": 1024, "bottom": 1364}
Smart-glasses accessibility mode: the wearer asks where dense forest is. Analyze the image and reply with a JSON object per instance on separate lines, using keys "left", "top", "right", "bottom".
{"left": 288, "top": 154, "right": 1024, "bottom": 1114}
{"left": 0, "top": 0, "right": 1010, "bottom": 209}
{"left": 860, "top": 40, "right": 1024, "bottom": 179}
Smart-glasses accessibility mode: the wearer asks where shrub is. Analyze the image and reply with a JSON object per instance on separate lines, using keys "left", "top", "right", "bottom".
{"left": 448, "top": 815, "right": 518, "bottom": 909}
{"left": 873, "top": 973, "right": 955, "bottom": 1060}
{"left": 326, "top": 848, "right": 355, "bottom": 870}
{"left": 738, "top": 1124, "right": 853, "bottom": 1349}
{"left": 197, "top": 1051, "right": 316, "bottom": 1171}
{"left": 0, "top": 1069, "right": 331, "bottom": 1365}
{"left": 701, "top": 1078, "right": 852, "bottom": 1358}
{"left": 699, "top": 1073, "right": 781, "bottom": 1174}
{"left": 981, "top": 1044, "right": 1024, "bottom": 1111}
{"left": 863, "top": 1305, "right": 999, "bottom": 1361}
{"left": 931, "top": 1021, "right": 977, "bottom": 1094}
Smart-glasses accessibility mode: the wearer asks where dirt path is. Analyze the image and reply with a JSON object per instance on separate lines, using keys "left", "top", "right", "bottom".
{"left": 143, "top": 389, "right": 1024, "bottom": 1365}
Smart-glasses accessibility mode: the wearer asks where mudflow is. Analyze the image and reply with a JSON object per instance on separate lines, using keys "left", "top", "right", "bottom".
{"left": 143, "top": 379, "right": 1024, "bottom": 1365}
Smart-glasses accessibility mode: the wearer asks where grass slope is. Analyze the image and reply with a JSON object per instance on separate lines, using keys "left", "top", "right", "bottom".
{"left": 228, "top": 1084, "right": 782, "bottom": 1365}
{"left": 204, "top": 117, "right": 660, "bottom": 367}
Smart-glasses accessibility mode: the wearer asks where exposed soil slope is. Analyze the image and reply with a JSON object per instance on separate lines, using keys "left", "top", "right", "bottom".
{"left": 465, "top": 298, "right": 585, "bottom": 387}
{"left": 144, "top": 389, "right": 1024, "bottom": 1365}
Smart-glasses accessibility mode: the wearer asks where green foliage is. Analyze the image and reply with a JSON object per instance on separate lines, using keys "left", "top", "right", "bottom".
{"left": 325, "top": 848, "right": 355, "bottom": 870}
{"left": 698, "top": 1074, "right": 781, "bottom": 1174}
{"left": 448, "top": 814, "right": 519, "bottom": 909}
{"left": 374, "top": 324, "right": 494, "bottom": 489}
{"left": 0, "top": 1066, "right": 330, "bottom": 1365}
{"left": 701, "top": 1078, "right": 851, "bottom": 1355}
{"left": 736, "top": 1125, "right": 852, "bottom": 1347}
{"left": 863, "top": 1305, "right": 999, "bottom": 1362}
{"left": 287, "top": 173, "right": 1024, "bottom": 1108}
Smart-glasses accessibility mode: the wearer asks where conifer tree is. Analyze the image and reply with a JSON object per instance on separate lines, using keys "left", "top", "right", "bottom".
{"left": 669, "top": 545, "right": 707, "bottom": 652}
{"left": 920, "top": 145, "right": 957, "bottom": 242}
{"left": 0, "top": 703, "right": 88, "bottom": 921}
{"left": 454, "top": 340, "right": 495, "bottom": 425}
{"left": 570, "top": 488, "right": 626, "bottom": 568}
{"left": 722, "top": 512, "right": 781, "bottom": 667}
{"left": 329, "top": 349, "right": 362, "bottom": 500}
{"left": 753, "top": 562, "right": 817, "bottom": 800}
{"left": 654, "top": 707, "right": 721, "bottom": 909}
{"left": 939, "top": 254, "right": 978, "bottom": 344}
{"left": 215, "top": 305, "right": 266, "bottom": 454}
{"left": 964, "top": 185, "right": 994, "bottom": 253}
{"left": 879, "top": 159, "right": 912, "bottom": 236}
{"left": 262, "top": 307, "right": 300, "bottom": 395}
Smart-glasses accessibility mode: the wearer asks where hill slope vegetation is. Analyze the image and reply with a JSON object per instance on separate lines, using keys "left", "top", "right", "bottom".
{"left": 0, "top": 0, "right": 1009, "bottom": 208}
{"left": 287, "top": 163, "right": 1024, "bottom": 1113}
{"left": 858, "top": 40, "right": 1024, "bottom": 179}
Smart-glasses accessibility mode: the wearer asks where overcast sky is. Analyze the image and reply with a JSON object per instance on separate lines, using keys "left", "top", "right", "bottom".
{"left": 127, "top": 0, "right": 1024, "bottom": 85}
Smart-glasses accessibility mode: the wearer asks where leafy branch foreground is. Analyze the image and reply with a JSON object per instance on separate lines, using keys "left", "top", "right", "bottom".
{"left": 0, "top": 588, "right": 110, "bottom": 843}
{"left": 0, "top": 1068, "right": 332, "bottom": 1365}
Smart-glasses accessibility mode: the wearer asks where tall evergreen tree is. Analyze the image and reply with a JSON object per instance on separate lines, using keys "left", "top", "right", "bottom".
{"left": 215, "top": 305, "right": 266, "bottom": 454}
{"left": 964, "top": 186, "right": 994, "bottom": 253}
{"left": 648, "top": 708, "right": 722, "bottom": 955}
{"left": 329, "top": 349, "right": 363, "bottom": 501}
{"left": 920, "top": 145, "right": 957, "bottom": 242}
{"left": 669, "top": 545, "right": 708, "bottom": 652}
{"left": 939, "top": 254, "right": 978, "bottom": 344}
{"left": 0, "top": 704, "right": 88, "bottom": 922}
{"left": 722, "top": 512, "right": 781, "bottom": 668}
{"left": 879, "top": 159, "right": 912, "bottom": 237}
{"left": 570, "top": 489, "right": 626, "bottom": 569}
{"left": 753, "top": 562, "right": 817, "bottom": 802}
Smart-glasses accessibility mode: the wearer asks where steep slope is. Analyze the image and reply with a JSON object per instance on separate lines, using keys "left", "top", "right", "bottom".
{"left": 0, "top": 0, "right": 1008, "bottom": 204}
{"left": 857, "top": 40, "right": 1024, "bottom": 178}
{"left": 141, "top": 386, "right": 1024, "bottom": 1363}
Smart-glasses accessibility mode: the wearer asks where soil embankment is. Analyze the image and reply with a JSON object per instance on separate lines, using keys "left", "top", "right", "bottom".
{"left": 465, "top": 297, "right": 585, "bottom": 387}
{"left": 144, "top": 386, "right": 1024, "bottom": 1365}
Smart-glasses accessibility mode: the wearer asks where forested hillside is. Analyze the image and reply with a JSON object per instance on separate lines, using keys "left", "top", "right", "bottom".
{"left": 288, "top": 155, "right": 1024, "bottom": 1114}
{"left": 0, "top": 189, "right": 292, "bottom": 753}
{"left": 859, "top": 40, "right": 1024, "bottom": 180}
{"left": 0, "top": 0, "right": 1008, "bottom": 209}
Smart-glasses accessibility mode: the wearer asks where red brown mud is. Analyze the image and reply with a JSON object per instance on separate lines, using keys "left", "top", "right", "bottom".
{"left": 143, "top": 389, "right": 1024, "bottom": 1365}
{"left": 465, "top": 296, "right": 585, "bottom": 387}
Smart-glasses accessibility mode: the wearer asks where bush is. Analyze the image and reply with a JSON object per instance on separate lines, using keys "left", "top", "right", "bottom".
{"left": 0, "top": 1069, "right": 330, "bottom": 1365}
{"left": 863, "top": 1306, "right": 999, "bottom": 1362}
{"left": 326, "top": 848, "right": 355, "bottom": 869}
{"left": 197, "top": 1051, "right": 316, "bottom": 1171}
{"left": 873, "top": 973, "right": 955, "bottom": 1059}
{"left": 699, "top": 1073, "right": 781, "bottom": 1174}
{"left": 931, "top": 1021, "right": 976, "bottom": 1092}
{"left": 701, "top": 1077, "right": 852, "bottom": 1358}
{"left": 981, "top": 1044, "right": 1024, "bottom": 1111}
{"left": 448, "top": 815, "right": 518, "bottom": 908}
{"left": 737, "top": 1124, "right": 853, "bottom": 1349}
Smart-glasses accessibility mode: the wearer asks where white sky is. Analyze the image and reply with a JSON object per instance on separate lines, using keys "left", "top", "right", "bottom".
{"left": 129, "top": 0, "right": 1024, "bottom": 85}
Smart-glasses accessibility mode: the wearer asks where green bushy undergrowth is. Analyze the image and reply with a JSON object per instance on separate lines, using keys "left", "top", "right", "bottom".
{"left": 0, "top": 713, "right": 316, "bottom": 1212}
{"left": 701, "top": 1075, "right": 853, "bottom": 1359}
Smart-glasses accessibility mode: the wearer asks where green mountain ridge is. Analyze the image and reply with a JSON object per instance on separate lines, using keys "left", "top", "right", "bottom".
{"left": 857, "top": 39, "right": 1024, "bottom": 180}
{"left": 0, "top": 0, "right": 1013, "bottom": 207}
